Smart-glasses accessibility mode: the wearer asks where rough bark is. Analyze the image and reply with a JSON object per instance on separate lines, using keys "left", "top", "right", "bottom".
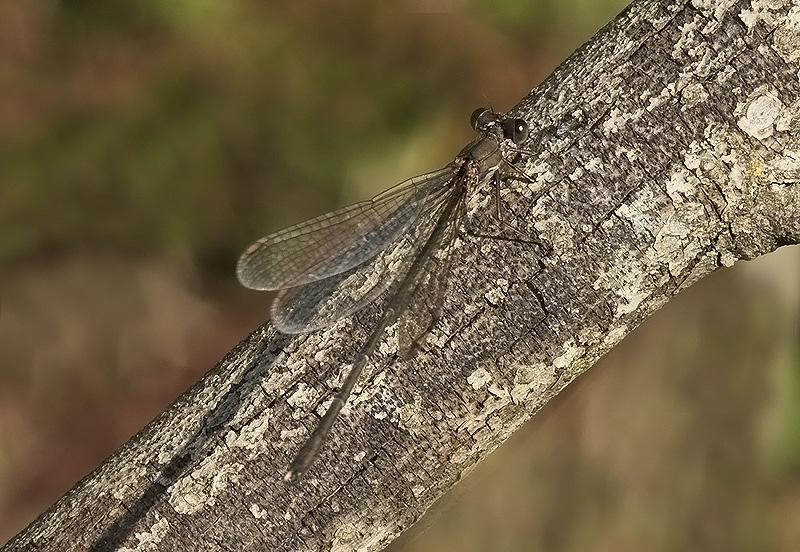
{"left": 4, "top": 0, "right": 800, "bottom": 550}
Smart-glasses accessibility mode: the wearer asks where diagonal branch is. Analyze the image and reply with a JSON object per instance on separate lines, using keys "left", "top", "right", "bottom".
{"left": 4, "top": 0, "right": 799, "bottom": 550}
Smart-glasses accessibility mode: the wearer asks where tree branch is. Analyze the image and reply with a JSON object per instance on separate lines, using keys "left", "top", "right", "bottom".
{"left": 4, "top": 0, "right": 799, "bottom": 550}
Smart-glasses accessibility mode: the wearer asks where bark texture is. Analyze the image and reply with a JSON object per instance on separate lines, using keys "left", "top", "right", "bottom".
{"left": 4, "top": 0, "right": 800, "bottom": 550}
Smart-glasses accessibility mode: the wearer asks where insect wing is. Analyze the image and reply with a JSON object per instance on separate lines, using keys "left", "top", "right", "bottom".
{"left": 237, "top": 168, "right": 452, "bottom": 291}
{"left": 270, "top": 177, "right": 457, "bottom": 333}
{"left": 395, "top": 196, "right": 464, "bottom": 357}
{"left": 270, "top": 244, "right": 395, "bottom": 334}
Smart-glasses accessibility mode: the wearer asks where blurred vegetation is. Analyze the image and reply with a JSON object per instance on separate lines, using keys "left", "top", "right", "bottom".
{"left": 1, "top": 0, "right": 624, "bottom": 265}
{"left": 1, "top": 0, "right": 799, "bottom": 550}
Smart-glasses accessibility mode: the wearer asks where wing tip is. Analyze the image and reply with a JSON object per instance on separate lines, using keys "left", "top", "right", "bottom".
{"left": 236, "top": 242, "right": 269, "bottom": 290}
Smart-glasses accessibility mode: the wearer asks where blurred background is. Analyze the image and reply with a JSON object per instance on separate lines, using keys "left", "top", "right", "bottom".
{"left": 1, "top": 0, "right": 799, "bottom": 549}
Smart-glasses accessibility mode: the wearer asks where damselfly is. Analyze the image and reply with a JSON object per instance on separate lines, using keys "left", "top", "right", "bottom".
{"left": 237, "top": 108, "right": 529, "bottom": 481}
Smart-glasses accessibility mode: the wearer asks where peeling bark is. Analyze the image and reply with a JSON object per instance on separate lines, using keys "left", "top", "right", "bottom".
{"left": 4, "top": 0, "right": 799, "bottom": 551}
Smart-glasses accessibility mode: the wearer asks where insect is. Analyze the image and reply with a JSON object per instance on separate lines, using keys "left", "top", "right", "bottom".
{"left": 237, "top": 108, "right": 529, "bottom": 481}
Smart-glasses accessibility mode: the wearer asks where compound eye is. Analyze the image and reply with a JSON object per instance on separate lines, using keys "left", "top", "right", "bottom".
{"left": 503, "top": 118, "right": 529, "bottom": 145}
{"left": 470, "top": 107, "right": 490, "bottom": 131}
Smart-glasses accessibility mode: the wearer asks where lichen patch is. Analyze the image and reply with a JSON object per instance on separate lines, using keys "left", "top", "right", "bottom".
{"left": 737, "top": 88, "right": 785, "bottom": 140}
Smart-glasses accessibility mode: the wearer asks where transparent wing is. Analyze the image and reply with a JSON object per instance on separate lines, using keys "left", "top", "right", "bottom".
{"left": 237, "top": 167, "right": 454, "bottom": 291}
{"left": 270, "top": 180, "right": 458, "bottom": 334}
{"left": 395, "top": 194, "right": 465, "bottom": 357}
{"left": 270, "top": 245, "right": 396, "bottom": 334}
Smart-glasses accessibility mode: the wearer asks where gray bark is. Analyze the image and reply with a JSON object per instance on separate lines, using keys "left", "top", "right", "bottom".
{"left": 4, "top": 0, "right": 800, "bottom": 550}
